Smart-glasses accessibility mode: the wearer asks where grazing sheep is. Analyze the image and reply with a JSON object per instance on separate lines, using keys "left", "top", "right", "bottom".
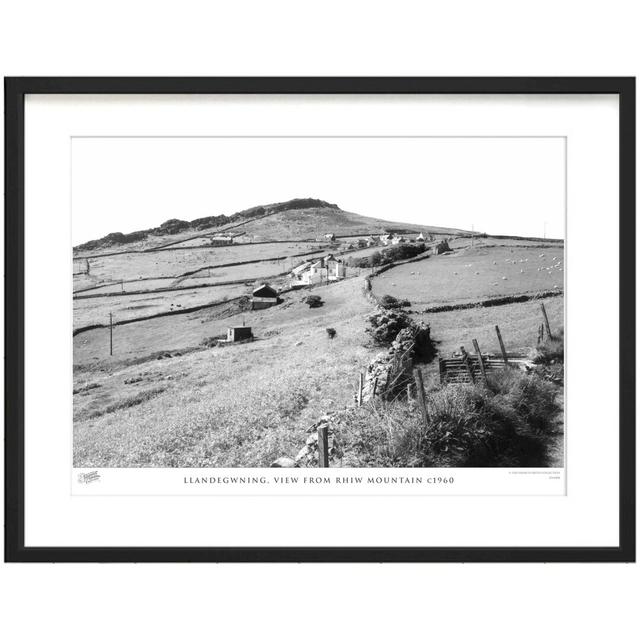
{"left": 475, "top": 271, "right": 480, "bottom": 275}
{"left": 502, "top": 276, "right": 508, "bottom": 280}
{"left": 520, "top": 269, "right": 524, "bottom": 273}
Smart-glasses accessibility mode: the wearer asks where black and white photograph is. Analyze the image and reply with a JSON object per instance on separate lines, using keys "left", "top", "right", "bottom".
{"left": 72, "top": 136, "right": 566, "bottom": 471}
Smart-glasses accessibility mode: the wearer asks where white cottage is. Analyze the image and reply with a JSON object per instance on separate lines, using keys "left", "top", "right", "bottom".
{"left": 294, "top": 254, "right": 346, "bottom": 286}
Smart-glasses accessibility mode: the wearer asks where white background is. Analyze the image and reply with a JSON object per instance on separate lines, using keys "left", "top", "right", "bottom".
{"left": 1, "top": 2, "right": 638, "bottom": 640}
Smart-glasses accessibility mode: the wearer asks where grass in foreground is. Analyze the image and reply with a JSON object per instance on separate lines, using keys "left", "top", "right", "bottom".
{"left": 330, "top": 366, "right": 562, "bottom": 468}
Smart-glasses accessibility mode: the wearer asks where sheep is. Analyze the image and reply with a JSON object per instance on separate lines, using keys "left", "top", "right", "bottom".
{"left": 520, "top": 269, "right": 524, "bottom": 273}
{"left": 502, "top": 276, "right": 508, "bottom": 280}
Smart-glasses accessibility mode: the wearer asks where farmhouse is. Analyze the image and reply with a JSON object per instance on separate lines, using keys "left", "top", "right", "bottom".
{"left": 292, "top": 254, "right": 346, "bottom": 286}
{"left": 251, "top": 284, "right": 281, "bottom": 310}
{"left": 324, "top": 232, "right": 336, "bottom": 241}
{"left": 226, "top": 326, "right": 253, "bottom": 342}
{"left": 390, "top": 235, "right": 406, "bottom": 245}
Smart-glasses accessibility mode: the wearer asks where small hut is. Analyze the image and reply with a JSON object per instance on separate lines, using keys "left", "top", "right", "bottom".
{"left": 227, "top": 326, "right": 253, "bottom": 342}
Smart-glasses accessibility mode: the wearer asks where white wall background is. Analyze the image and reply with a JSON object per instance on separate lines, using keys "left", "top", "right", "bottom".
{"left": 1, "top": 2, "right": 638, "bottom": 639}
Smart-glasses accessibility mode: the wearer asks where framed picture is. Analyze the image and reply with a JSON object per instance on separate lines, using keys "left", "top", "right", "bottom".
{"left": 4, "top": 77, "right": 635, "bottom": 562}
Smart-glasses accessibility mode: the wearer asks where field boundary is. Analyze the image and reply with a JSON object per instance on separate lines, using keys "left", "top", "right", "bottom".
{"left": 418, "top": 289, "right": 563, "bottom": 313}
{"left": 73, "top": 296, "right": 244, "bottom": 336}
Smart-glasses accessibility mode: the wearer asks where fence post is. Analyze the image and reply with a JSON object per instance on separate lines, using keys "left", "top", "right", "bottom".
{"left": 357, "top": 372, "right": 364, "bottom": 407}
{"left": 472, "top": 339, "right": 488, "bottom": 384}
{"left": 540, "top": 302, "right": 553, "bottom": 340}
{"left": 317, "top": 425, "right": 329, "bottom": 468}
{"left": 412, "top": 369, "right": 429, "bottom": 428}
{"left": 371, "top": 377, "right": 378, "bottom": 400}
{"left": 109, "top": 312, "right": 113, "bottom": 356}
{"left": 495, "top": 325, "right": 508, "bottom": 363}
{"left": 460, "top": 346, "right": 475, "bottom": 383}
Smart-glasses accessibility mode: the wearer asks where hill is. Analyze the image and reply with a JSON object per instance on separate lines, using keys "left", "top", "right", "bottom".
{"left": 74, "top": 197, "right": 465, "bottom": 252}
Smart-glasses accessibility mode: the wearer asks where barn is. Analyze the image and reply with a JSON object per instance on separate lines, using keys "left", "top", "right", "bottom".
{"left": 251, "top": 284, "right": 281, "bottom": 310}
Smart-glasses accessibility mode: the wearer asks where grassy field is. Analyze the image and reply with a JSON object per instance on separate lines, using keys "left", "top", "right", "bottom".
{"left": 73, "top": 231, "right": 564, "bottom": 468}
{"left": 73, "top": 277, "right": 385, "bottom": 467}
{"left": 75, "top": 240, "right": 329, "bottom": 287}
{"left": 73, "top": 282, "right": 255, "bottom": 331}
{"left": 372, "top": 243, "right": 563, "bottom": 307}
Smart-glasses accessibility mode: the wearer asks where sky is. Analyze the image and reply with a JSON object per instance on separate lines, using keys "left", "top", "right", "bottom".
{"left": 71, "top": 136, "right": 565, "bottom": 244}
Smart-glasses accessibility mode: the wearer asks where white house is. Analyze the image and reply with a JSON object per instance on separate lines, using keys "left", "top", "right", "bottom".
{"left": 416, "top": 232, "right": 426, "bottom": 242}
{"left": 292, "top": 254, "right": 346, "bottom": 286}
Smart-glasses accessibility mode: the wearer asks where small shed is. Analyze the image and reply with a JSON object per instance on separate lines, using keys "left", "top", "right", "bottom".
{"left": 253, "top": 284, "right": 278, "bottom": 299}
{"left": 251, "top": 284, "right": 280, "bottom": 310}
{"left": 227, "top": 326, "right": 253, "bottom": 342}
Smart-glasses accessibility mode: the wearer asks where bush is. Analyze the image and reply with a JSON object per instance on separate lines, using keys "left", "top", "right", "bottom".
{"left": 532, "top": 330, "right": 564, "bottom": 364}
{"left": 366, "top": 309, "right": 412, "bottom": 345}
{"left": 485, "top": 368, "right": 560, "bottom": 433}
{"left": 382, "top": 242, "right": 427, "bottom": 262}
{"left": 379, "top": 294, "right": 411, "bottom": 309}
{"left": 303, "top": 295, "right": 323, "bottom": 308}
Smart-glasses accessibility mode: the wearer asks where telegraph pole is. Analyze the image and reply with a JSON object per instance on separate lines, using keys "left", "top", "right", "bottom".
{"left": 109, "top": 312, "right": 113, "bottom": 356}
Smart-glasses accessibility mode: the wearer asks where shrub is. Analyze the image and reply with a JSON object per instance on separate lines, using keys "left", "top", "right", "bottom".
{"left": 382, "top": 242, "right": 427, "bottom": 262}
{"left": 379, "top": 294, "right": 411, "bottom": 309}
{"left": 485, "top": 368, "right": 560, "bottom": 433}
{"left": 303, "top": 295, "right": 323, "bottom": 308}
{"left": 532, "top": 330, "right": 564, "bottom": 364}
{"left": 366, "top": 309, "right": 411, "bottom": 345}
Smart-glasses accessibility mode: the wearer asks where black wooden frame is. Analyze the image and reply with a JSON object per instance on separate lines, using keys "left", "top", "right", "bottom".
{"left": 4, "top": 77, "right": 636, "bottom": 562}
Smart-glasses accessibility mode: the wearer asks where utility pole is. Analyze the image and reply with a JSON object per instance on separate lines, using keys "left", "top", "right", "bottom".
{"left": 109, "top": 313, "right": 113, "bottom": 356}
{"left": 543, "top": 221, "right": 547, "bottom": 239}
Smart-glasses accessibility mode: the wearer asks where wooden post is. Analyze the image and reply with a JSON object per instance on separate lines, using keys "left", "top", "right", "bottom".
{"left": 413, "top": 369, "right": 429, "bottom": 428}
{"left": 317, "top": 425, "right": 329, "bottom": 468}
{"left": 540, "top": 302, "right": 553, "bottom": 340}
{"left": 406, "top": 383, "right": 412, "bottom": 402}
{"left": 472, "top": 339, "right": 488, "bottom": 384}
{"left": 495, "top": 325, "right": 508, "bottom": 363}
{"left": 357, "top": 372, "right": 364, "bottom": 407}
{"left": 371, "top": 377, "right": 378, "bottom": 399}
{"left": 460, "top": 346, "right": 475, "bottom": 383}
{"left": 109, "top": 312, "right": 113, "bottom": 356}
